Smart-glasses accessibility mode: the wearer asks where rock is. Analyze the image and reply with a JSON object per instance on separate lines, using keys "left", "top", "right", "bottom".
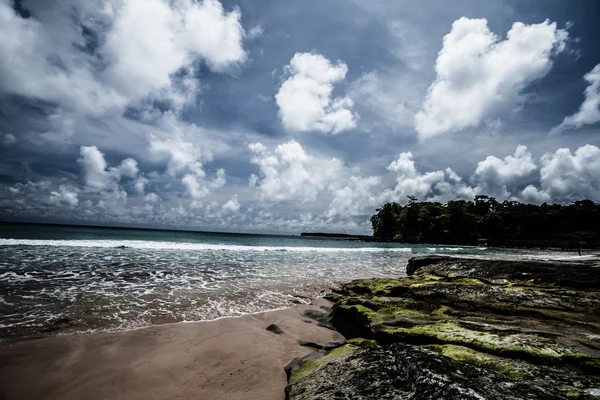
{"left": 322, "top": 292, "right": 344, "bottom": 302}
{"left": 322, "top": 340, "right": 346, "bottom": 350}
{"left": 297, "top": 340, "right": 323, "bottom": 349}
{"left": 286, "top": 342, "right": 561, "bottom": 399}
{"left": 406, "top": 255, "right": 452, "bottom": 276}
{"left": 265, "top": 324, "right": 284, "bottom": 334}
{"left": 303, "top": 309, "right": 336, "bottom": 331}
{"left": 297, "top": 339, "right": 345, "bottom": 351}
{"left": 303, "top": 310, "right": 327, "bottom": 320}
{"left": 317, "top": 256, "right": 600, "bottom": 399}
{"left": 406, "top": 255, "right": 600, "bottom": 289}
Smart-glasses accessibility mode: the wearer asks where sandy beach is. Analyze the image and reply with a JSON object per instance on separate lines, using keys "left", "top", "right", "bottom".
{"left": 0, "top": 299, "right": 343, "bottom": 400}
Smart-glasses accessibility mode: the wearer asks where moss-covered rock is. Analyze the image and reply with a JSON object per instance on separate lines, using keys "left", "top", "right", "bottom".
{"left": 425, "top": 344, "right": 600, "bottom": 399}
{"left": 286, "top": 342, "right": 564, "bottom": 399}
{"left": 293, "top": 256, "right": 600, "bottom": 399}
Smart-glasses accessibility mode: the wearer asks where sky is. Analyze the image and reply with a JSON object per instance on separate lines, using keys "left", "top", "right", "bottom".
{"left": 0, "top": 0, "right": 599, "bottom": 234}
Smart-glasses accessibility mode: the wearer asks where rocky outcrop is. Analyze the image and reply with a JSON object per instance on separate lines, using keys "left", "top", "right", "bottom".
{"left": 286, "top": 256, "right": 600, "bottom": 399}
{"left": 286, "top": 340, "right": 563, "bottom": 399}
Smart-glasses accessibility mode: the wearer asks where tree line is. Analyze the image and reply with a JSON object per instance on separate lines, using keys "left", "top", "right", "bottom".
{"left": 370, "top": 196, "right": 600, "bottom": 248}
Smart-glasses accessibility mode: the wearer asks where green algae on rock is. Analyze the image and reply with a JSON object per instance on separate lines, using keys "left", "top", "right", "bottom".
{"left": 286, "top": 342, "right": 564, "bottom": 399}
{"left": 287, "top": 256, "right": 600, "bottom": 400}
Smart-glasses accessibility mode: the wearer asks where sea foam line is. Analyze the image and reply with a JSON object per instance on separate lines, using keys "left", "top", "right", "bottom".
{"left": 0, "top": 238, "right": 413, "bottom": 253}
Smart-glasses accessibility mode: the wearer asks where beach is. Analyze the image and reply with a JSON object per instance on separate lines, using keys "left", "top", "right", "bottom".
{"left": 0, "top": 300, "right": 342, "bottom": 400}
{"left": 1, "top": 224, "right": 596, "bottom": 399}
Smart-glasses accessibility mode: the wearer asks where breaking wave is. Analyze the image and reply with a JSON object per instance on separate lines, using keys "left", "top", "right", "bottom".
{"left": 0, "top": 238, "right": 414, "bottom": 253}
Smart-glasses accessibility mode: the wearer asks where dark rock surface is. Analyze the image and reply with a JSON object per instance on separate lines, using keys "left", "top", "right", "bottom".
{"left": 303, "top": 309, "right": 335, "bottom": 330}
{"left": 286, "top": 341, "right": 562, "bottom": 400}
{"left": 297, "top": 340, "right": 346, "bottom": 350}
{"left": 266, "top": 324, "right": 284, "bottom": 334}
{"left": 287, "top": 256, "right": 600, "bottom": 399}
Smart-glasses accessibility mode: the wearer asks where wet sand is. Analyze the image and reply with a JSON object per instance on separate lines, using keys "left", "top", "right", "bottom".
{"left": 0, "top": 300, "right": 343, "bottom": 400}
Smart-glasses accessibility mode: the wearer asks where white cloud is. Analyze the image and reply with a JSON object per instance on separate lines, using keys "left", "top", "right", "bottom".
{"left": 210, "top": 168, "right": 227, "bottom": 188}
{"left": 222, "top": 195, "right": 241, "bottom": 213}
{"left": 0, "top": 0, "right": 247, "bottom": 116}
{"left": 382, "top": 152, "right": 476, "bottom": 202}
{"left": 247, "top": 25, "right": 264, "bottom": 39}
{"left": 472, "top": 145, "right": 537, "bottom": 198}
{"left": 553, "top": 63, "right": 600, "bottom": 132}
{"left": 77, "top": 146, "right": 140, "bottom": 193}
{"left": 325, "top": 176, "right": 382, "bottom": 218}
{"left": 249, "top": 140, "right": 344, "bottom": 201}
{"left": 48, "top": 185, "right": 79, "bottom": 207}
{"left": 535, "top": 144, "right": 600, "bottom": 202}
{"left": 182, "top": 0, "right": 247, "bottom": 72}
{"left": 134, "top": 176, "right": 149, "bottom": 195}
{"left": 182, "top": 174, "right": 209, "bottom": 199}
{"left": 520, "top": 185, "right": 551, "bottom": 204}
{"left": 103, "top": 0, "right": 245, "bottom": 103}
{"left": 414, "top": 18, "right": 568, "bottom": 139}
{"left": 275, "top": 53, "right": 358, "bottom": 134}
{"left": 377, "top": 144, "right": 600, "bottom": 206}
{"left": 78, "top": 146, "right": 113, "bottom": 191}
{"left": 149, "top": 135, "right": 209, "bottom": 177}
{"left": 118, "top": 158, "right": 140, "bottom": 179}
{"left": 0, "top": 0, "right": 125, "bottom": 115}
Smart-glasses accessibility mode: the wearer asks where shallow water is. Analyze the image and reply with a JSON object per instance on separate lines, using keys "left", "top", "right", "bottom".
{"left": 0, "top": 223, "right": 582, "bottom": 340}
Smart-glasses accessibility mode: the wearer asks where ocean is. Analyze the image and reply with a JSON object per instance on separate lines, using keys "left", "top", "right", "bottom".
{"left": 0, "top": 222, "right": 580, "bottom": 340}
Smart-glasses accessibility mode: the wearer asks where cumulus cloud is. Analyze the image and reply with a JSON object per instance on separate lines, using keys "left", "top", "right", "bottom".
{"left": 520, "top": 185, "right": 552, "bottom": 204}
{"left": 78, "top": 146, "right": 114, "bottom": 191}
{"left": 182, "top": 174, "right": 209, "bottom": 199}
{"left": 48, "top": 185, "right": 79, "bottom": 207}
{"left": 382, "top": 152, "right": 475, "bottom": 202}
{"left": 77, "top": 146, "right": 140, "bottom": 193}
{"left": 103, "top": 0, "right": 246, "bottom": 104}
{"left": 471, "top": 145, "right": 538, "bottom": 198}
{"left": 118, "top": 158, "right": 140, "bottom": 179}
{"left": 414, "top": 18, "right": 568, "bottom": 139}
{"left": 210, "top": 168, "right": 227, "bottom": 188}
{"left": 377, "top": 144, "right": 600, "bottom": 206}
{"left": 249, "top": 140, "right": 343, "bottom": 201}
{"left": 222, "top": 195, "right": 241, "bottom": 213}
{"left": 134, "top": 176, "right": 150, "bottom": 195}
{"left": 275, "top": 53, "right": 358, "bottom": 134}
{"left": 553, "top": 64, "right": 600, "bottom": 132}
{"left": 149, "top": 135, "right": 209, "bottom": 177}
{"left": 0, "top": 0, "right": 247, "bottom": 116}
{"left": 535, "top": 144, "right": 600, "bottom": 202}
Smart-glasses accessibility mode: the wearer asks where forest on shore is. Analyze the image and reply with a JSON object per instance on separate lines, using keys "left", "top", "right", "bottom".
{"left": 370, "top": 196, "right": 600, "bottom": 248}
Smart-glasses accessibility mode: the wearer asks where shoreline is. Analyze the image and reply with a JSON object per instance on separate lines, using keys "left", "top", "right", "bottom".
{"left": 0, "top": 300, "right": 343, "bottom": 400}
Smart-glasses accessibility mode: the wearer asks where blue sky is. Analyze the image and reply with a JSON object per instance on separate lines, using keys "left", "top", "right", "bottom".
{"left": 0, "top": 0, "right": 599, "bottom": 234}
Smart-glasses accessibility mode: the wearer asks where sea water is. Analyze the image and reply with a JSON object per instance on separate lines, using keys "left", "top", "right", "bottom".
{"left": 0, "top": 223, "right": 581, "bottom": 340}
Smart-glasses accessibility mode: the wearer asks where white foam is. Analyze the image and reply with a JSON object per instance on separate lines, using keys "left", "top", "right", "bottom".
{"left": 0, "top": 238, "right": 413, "bottom": 253}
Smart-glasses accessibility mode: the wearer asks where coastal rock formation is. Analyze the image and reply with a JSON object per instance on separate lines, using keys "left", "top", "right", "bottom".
{"left": 286, "top": 256, "right": 600, "bottom": 399}
{"left": 286, "top": 340, "right": 561, "bottom": 399}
